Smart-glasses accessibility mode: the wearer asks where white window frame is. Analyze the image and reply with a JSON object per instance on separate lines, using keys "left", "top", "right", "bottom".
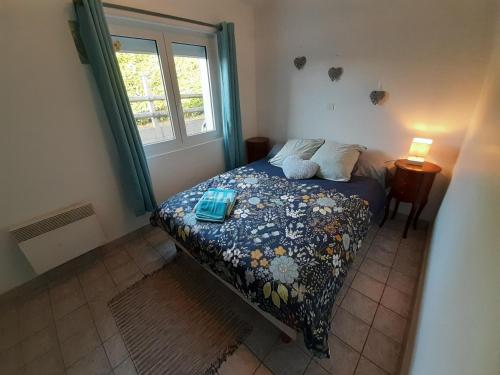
{"left": 106, "top": 14, "right": 222, "bottom": 158}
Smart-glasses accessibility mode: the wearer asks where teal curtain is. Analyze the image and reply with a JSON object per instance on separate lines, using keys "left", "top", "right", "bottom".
{"left": 73, "top": 0, "right": 157, "bottom": 216}
{"left": 217, "top": 22, "right": 245, "bottom": 170}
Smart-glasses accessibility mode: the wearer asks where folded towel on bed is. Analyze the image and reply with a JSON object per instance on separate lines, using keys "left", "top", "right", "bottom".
{"left": 194, "top": 188, "right": 237, "bottom": 222}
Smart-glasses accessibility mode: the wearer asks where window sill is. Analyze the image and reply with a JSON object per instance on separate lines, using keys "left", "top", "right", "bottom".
{"left": 145, "top": 137, "right": 223, "bottom": 161}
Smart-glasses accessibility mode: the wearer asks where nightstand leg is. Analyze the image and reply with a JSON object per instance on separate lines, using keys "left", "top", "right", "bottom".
{"left": 379, "top": 193, "right": 393, "bottom": 227}
{"left": 413, "top": 201, "right": 427, "bottom": 229}
{"left": 391, "top": 200, "right": 400, "bottom": 219}
{"left": 403, "top": 204, "right": 416, "bottom": 238}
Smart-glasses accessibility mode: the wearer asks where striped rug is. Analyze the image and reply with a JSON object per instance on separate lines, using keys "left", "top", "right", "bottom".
{"left": 109, "top": 254, "right": 252, "bottom": 375}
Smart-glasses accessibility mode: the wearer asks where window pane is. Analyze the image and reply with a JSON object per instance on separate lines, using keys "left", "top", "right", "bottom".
{"left": 112, "top": 35, "right": 174, "bottom": 145}
{"left": 172, "top": 43, "right": 215, "bottom": 136}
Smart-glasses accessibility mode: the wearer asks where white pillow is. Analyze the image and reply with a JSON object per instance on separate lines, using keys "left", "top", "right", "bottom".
{"left": 282, "top": 155, "right": 319, "bottom": 179}
{"left": 269, "top": 139, "right": 324, "bottom": 167}
{"left": 352, "top": 150, "right": 388, "bottom": 188}
{"left": 267, "top": 143, "right": 284, "bottom": 159}
{"left": 311, "top": 141, "right": 367, "bottom": 181}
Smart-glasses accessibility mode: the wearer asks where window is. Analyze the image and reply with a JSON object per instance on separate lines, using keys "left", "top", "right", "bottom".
{"left": 172, "top": 43, "right": 215, "bottom": 137}
{"left": 113, "top": 36, "right": 174, "bottom": 145}
{"left": 108, "top": 18, "right": 221, "bottom": 156}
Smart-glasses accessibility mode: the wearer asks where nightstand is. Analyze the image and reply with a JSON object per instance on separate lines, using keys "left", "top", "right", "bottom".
{"left": 380, "top": 159, "right": 441, "bottom": 238}
{"left": 245, "top": 137, "right": 270, "bottom": 163}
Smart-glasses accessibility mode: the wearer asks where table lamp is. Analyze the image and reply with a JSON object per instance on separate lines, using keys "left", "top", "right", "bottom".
{"left": 407, "top": 138, "right": 432, "bottom": 165}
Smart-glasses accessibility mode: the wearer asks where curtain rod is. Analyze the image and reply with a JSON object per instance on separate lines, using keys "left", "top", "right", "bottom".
{"left": 102, "top": 2, "right": 221, "bottom": 30}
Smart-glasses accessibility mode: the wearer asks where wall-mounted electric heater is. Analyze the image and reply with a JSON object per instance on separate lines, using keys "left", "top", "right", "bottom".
{"left": 9, "top": 202, "right": 105, "bottom": 274}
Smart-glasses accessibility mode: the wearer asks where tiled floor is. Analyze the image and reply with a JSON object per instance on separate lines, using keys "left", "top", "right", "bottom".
{"left": 0, "top": 216, "right": 427, "bottom": 375}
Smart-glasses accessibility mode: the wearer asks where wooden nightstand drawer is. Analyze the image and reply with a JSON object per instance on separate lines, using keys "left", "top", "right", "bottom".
{"left": 391, "top": 169, "right": 422, "bottom": 202}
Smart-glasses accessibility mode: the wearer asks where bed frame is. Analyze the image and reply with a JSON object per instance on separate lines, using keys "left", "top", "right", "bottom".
{"left": 165, "top": 233, "right": 298, "bottom": 341}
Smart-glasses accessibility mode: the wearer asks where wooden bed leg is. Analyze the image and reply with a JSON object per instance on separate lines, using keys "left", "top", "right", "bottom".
{"left": 280, "top": 332, "right": 292, "bottom": 343}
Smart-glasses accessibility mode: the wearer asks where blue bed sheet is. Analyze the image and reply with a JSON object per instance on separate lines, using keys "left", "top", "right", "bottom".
{"left": 249, "top": 159, "right": 385, "bottom": 215}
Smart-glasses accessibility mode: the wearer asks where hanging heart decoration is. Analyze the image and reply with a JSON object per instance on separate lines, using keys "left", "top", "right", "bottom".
{"left": 370, "top": 90, "right": 386, "bottom": 105}
{"left": 294, "top": 56, "right": 307, "bottom": 70}
{"left": 328, "top": 67, "right": 343, "bottom": 82}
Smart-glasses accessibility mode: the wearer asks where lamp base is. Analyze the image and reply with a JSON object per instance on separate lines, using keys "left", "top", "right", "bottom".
{"left": 407, "top": 156, "right": 424, "bottom": 166}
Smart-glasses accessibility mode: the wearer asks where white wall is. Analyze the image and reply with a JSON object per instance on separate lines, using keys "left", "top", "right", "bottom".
{"left": 254, "top": 0, "right": 498, "bottom": 219}
{"left": 0, "top": 0, "right": 256, "bottom": 294}
{"left": 407, "top": 14, "right": 500, "bottom": 375}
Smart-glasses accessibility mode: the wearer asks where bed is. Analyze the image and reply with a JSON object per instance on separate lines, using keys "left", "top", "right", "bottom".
{"left": 150, "top": 159, "right": 385, "bottom": 357}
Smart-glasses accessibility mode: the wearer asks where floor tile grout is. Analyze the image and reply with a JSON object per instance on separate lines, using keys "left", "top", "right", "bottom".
{"left": 1, "top": 222, "right": 427, "bottom": 375}
{"left": 73, "top": 274, "right": 110, "bottom": 372}
{"left": 354, "top": 221, "right": 426, "bottom": 375}
{"left": 47, "top": 276, "right": 68, "bottom": 375}
{"left": 351, "top": 223, "right": 383, "bottom": 375}
{"left": 319, "top": 223, "right": 380, "bottom": 375}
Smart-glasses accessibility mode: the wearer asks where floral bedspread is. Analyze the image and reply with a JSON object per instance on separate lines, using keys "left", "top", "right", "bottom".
{"left": 150, "top": 165, "right": 373, "bottom": 357}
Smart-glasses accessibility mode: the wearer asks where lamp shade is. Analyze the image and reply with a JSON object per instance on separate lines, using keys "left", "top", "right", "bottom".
{"left": 407, "top": 138, "right": 432, "bottom": 165}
